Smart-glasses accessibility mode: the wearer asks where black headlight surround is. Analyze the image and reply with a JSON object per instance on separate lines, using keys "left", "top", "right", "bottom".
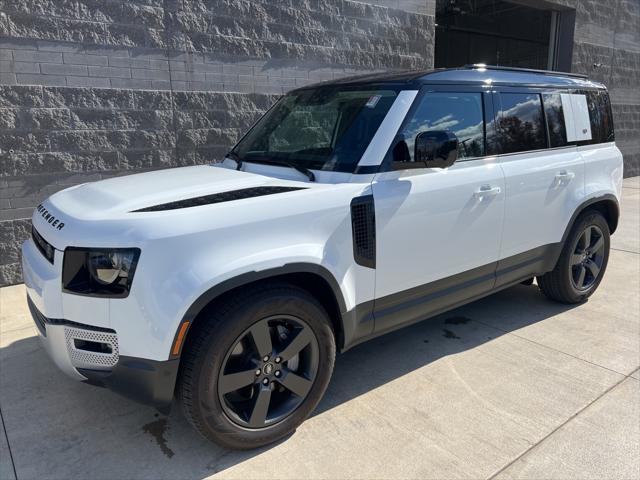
{"left": 62, "top": 247, "right": 141, "bottom": 298}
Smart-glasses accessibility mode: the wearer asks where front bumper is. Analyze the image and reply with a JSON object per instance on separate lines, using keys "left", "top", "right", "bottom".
{"left": 23, "top": 237, "right": 179, "bottom": 411}
{"left": 27, "top": 295, "right": 179, "bottom": 411}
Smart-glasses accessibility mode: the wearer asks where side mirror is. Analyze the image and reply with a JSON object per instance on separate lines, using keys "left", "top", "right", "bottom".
{"left": 415, "top": 130, "right": 458, "bottom": 168}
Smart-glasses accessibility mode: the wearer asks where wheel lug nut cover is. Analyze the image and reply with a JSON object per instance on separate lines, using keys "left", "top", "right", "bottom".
{"left": 255, "top": 369, "right": 261, "bottom": 376}
{"left": 275, "top": 370, "right": 281, "bottom": 377}
{"left": 263, "top": 356, "right": 269, "bottom": 362}
{"left": 275, "top": 357, "right": 281, "bottom": 363}
{"left": 262, "top": 378, "right": 269, "bottom": 385}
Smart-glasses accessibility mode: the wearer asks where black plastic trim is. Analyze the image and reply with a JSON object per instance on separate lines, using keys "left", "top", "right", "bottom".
{"left": 26, "top": 295, "right": 47, "bottom": 336}
{"left": 350, "top": 195, "right": 376, "bottom": 269}
{"left": 494, "top": 243, "right": 562, "bottom": 289}
{"left": 79, "top": 357, "right": 180, "bottom": 412}
{"left": 344, "top": 242, "right": 566, "bottom": 350}
{"left": 172, "top": 263, "right": 349, "bottom": 358}
{"left": 372, "top": 261, "right": 496, "bottom": 336}
{"left": 26, "top": 294, "right": 116, "bottom": 335}
{"left": 132, "top": 186, "right": 306, "bottom": 212}
{"left": 561, "top": 194, "right": 620, "bottom": 239}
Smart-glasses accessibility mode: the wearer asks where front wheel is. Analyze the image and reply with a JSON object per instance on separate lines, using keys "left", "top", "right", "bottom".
{"left": 178, "top": 283, "right": 336, "bottom": 449}
{"left": 538, "top": 210, "right": 610, "bottom": 304}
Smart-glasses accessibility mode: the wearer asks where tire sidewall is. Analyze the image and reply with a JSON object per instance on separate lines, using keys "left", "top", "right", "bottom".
{"left": 562, "top": 211, "right": 610, "bottom": 302}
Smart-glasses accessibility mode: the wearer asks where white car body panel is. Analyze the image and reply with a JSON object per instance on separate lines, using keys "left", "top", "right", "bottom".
{"left": 21, "top": 71, "right": 625, "bottom": 410}
{"left": 498, "top": 147, "right": 585, "bottom": 259}
{"left": 373, "top": 156, "right": 505, "bottom": 298}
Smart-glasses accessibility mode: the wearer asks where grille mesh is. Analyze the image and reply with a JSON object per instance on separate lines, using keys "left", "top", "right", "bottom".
{"left": 65, "top": 327, "right": 119, "bottom": 369}
{"left": 350, "top": 195, "right": 376, "bottom": 268}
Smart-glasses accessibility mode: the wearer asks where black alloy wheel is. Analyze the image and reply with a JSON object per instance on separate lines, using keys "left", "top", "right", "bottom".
{"left": 569, "top": 224, "right": 606, "bottom": 291}
{"left": 538, "top": 210, "right": 610, "bottom": 304}
{"left": 178, "top": 283, "right": 335, "bottom": 449}
{"left": 218, "top": 315, "right": 319, "bottom": 429}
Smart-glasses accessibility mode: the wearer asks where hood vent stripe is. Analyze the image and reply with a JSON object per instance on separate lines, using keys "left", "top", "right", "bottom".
{"left": 131, "top": 186, "right": 306, "bottom": 212}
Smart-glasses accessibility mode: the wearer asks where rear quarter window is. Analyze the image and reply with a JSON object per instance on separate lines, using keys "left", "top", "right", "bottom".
{"left": 585, "top": 90, "right": 615, "bottom": 144}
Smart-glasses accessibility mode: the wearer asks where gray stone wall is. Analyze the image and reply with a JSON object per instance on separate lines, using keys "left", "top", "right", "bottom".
{"left": 0, "top": 0, "right": 435, "bottom": 285}
{"left": 567, "top": 0, "right": 640, "bottom": 178}
{"left": 1, "top": 0, "right": 639, "bottom": 287}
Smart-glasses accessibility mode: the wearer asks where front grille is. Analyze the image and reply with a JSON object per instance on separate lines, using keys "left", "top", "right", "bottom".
{"left": 32, "top": 226, "right": 55, "bottom": 264}
{"left": 27, "top": 295, "right": 47, "bottom": 336}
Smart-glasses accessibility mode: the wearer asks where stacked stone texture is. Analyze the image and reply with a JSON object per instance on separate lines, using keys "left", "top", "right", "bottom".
{"left": 0, "top": 0, "right": 435, "bottom": 285}
{"left": 1, "top": 0, "right": 639, "bottom": 286}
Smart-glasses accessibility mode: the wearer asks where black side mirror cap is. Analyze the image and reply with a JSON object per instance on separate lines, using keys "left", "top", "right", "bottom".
{"left": 415, "top": 130, "right": 459, "bottom": 168}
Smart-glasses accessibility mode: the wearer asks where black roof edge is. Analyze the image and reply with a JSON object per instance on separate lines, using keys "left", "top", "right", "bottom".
{"left": 463, "top": 64, "right": 589, "bottom": 79}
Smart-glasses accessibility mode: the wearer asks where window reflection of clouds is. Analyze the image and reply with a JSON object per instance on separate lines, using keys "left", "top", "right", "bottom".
{"left": 402, "top": 93, "right": 485, "bottom": 161}
{"left": 498, "top": 93, "right": 546, "bottom": 153}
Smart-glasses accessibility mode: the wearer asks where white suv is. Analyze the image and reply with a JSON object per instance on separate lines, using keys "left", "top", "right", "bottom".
{"left": 22, "top": 65, "right": 623, "bottom": 449}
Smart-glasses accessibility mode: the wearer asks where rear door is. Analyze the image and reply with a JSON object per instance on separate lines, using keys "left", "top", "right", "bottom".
{"left": 495, "top": 90, "right": 585, "bottom": 287}
{"left": 372, "top": 87, "right": 506, "bottom": 335}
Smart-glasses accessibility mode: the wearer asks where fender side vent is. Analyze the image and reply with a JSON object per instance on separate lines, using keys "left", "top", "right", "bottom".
{"left": 132, "top": 186, "right": 306, "bottom": 212}
{"left": 350, "top": 195, "right": 376, "bottom": 269}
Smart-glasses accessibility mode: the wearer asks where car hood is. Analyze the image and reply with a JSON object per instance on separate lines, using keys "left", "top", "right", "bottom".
{"left": 46, "top": 164, "right": 305, "bottom": 220}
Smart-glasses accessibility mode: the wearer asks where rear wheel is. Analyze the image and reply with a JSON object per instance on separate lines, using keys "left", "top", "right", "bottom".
{"left": 538, "top": 210, "right": 610, "bottom": 304}
{"left": 178, "top": 283, "right": 335, "bottom": 449}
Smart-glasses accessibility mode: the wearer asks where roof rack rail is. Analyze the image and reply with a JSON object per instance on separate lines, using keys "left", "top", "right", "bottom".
{"left": 463, "top": 64, "right": 588, "bottom": 79}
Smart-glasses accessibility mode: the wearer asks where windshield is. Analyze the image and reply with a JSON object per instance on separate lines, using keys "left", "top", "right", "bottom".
{"left": 230, "top": 87, "right": 398, "bottom": 173}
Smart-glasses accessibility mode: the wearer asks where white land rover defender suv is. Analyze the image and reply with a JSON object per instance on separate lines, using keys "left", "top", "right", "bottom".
{"left": 23, "top": 65, "right": 623, "bottom": 449}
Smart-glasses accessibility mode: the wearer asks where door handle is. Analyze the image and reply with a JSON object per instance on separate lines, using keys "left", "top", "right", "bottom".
{"left": 474, "top": 184, "right": 501, "bottom": 198}
{"left": 555, "top": 170, "right": 575, "bottom": 185}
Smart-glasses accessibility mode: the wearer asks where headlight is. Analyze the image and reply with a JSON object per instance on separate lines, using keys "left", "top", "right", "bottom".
{"left": 62, "top": 248, "right": 141, "bottom": 298}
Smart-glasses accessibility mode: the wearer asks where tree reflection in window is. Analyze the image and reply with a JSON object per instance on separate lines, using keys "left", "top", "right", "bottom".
{"left": 542, "top": 93, "right": 568, "bottom": 147}
{"left": 498, "top": 93, "right": 547, "bottom": 154}
{"left": 400, "top": 92, "right": 485, "bottom": 162}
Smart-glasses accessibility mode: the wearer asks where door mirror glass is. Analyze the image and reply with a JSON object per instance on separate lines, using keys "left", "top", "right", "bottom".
{"left": 415, "top": 130, "right": 458, "bottom": 168}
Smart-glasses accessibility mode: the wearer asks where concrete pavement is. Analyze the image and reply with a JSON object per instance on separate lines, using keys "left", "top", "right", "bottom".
{"left": 1, "top": 177, "right": 638, "bottom": 480}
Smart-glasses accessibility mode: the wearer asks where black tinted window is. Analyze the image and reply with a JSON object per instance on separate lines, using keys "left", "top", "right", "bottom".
{"left": 497, "top": 93, "right": 547, "bottom": 153}
{"left": 396, "top": 92, "right": 485, "bottom": 163}
{"left": 232, "top": 88, "right": 398, "bottom": 173}
{"left": 542, "top": 93, "right": 568, "bottom": 147}
{"left": 585, "top": 90, "right": 615, "bottom": 144}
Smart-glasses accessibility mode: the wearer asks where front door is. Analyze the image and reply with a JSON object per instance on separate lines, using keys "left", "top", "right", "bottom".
{"left": 371, "top": 89, "right": 505, "bottom": 335}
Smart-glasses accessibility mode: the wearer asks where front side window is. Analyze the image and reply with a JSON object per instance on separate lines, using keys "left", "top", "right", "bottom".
{"left": 497, "top": 93, "right": 547, "bottom": 154}
{"left": 395, "top": 92, "right": 485, "bottom": 164}
{"left": 231, "top": 87, "right": 398, "bottom": 173}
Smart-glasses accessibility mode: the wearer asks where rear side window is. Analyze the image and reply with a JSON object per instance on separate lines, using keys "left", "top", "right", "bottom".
{"left": 397, "top": 92, "right": 485, "bottom": 163}
{"left": 542, "top": 93, "right": 568, "bottom": 147}
{"left": 585, "top": 90, "right": 615, "bottom": 144}
{"left": 497, "top": 93, "right": 547, "bottom": 154}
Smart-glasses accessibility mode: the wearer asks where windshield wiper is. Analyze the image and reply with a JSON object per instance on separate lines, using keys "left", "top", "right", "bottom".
{"left": 226, "top": 150, "right": 243, "bottom": 171}
{"left": 253, "top": 158, "right": 316, "bottom": 182}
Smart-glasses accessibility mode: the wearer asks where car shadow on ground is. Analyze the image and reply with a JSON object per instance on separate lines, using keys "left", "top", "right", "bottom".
{"left": 0, "top": 283, "right": 579, "bottom": 479}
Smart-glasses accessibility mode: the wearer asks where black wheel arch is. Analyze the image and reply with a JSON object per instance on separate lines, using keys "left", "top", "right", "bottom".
{"left": 170, "top": 264, "right": 347, "bottom": 360}
{"left": 561, "top": 194, "right": 619, "bottom": 245}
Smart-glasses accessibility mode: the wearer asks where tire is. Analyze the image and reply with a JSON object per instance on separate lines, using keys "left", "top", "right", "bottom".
{"left": 538, "top": 210, "right": 610, "bottom": 304}
{"left": 177, "top": 282, "right": 336, "bottom": 450}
